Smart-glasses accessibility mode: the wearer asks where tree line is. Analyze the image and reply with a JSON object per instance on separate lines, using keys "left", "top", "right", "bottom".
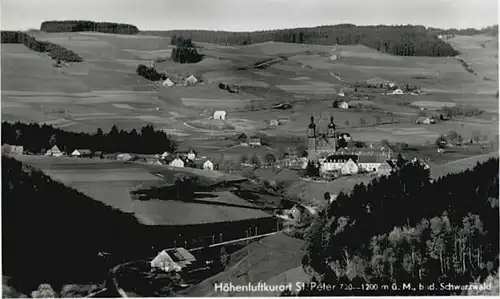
{"left": 429, "top": 25, "right": 498, "bottom": 37}
{"left": 136, "top": 64, "right": 167, "bottom": 81}
{"left": 2, "top": 122, "right": 177, "bottom": 155}
{"left": 40, "top": 20, "right": 139, "bottom": 34}
{"left": 300, "top": 158, "right": 499, "bottom": 295}
{"left": 146, "top": 25, "right": 459, "bottom": 57}
{"left": 170, "top": 35, "right": 203, "bottom": 63}
{"left": 0, "top": 31, "right": 83, "bottom": 63}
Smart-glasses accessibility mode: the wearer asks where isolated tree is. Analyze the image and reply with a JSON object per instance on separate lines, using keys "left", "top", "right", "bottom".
{"left": 48, "top": 134, "right": 57, "bottom": 147}
{"left": 446, "top": 130, "right": 463, "bottom": 145}
{"left": 354, "top": 140, "right": 366, "bottom": 148}
{"left": 173, "top": 173, "right": 197, "bottom": 198}
{"left": 435, "top": 135, "right": 448, "bottom": 149}
{"left": 296, "top": 145, "right": 308, "bottom": 158}
{"left": 250, "top": 154, "right": 261, "bottom": 167}
{"left": 220, "top": 247, "right": 229, "bottom": 270}
{"left": 264, "top": 153, "right": 277, "bottom": 166}
{"left": 31, "top": 284, "right": 57, "bottom": 298}
{"left": 359, "top": 117, "right": 366, "bottom": 126}
{"left": 375, "top": 115, "right": 382, "bottom": 124}
{"left": 239, "top": 154, "right": 248, "bottom": 164}
{"left": 305, "top": 161, "right": 320, "bottom": 177}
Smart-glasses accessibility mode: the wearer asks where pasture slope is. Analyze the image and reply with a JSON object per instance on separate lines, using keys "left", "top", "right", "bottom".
{"left": 11, "top": 155, "right": 255, "bottom": 226}
{"left": 2, "top": 30, "right": 497, "bottom": 147}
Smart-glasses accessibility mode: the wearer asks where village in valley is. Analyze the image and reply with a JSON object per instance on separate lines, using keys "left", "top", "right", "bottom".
{"left": 1, "top": 3, "right": 499, "bottom": 298}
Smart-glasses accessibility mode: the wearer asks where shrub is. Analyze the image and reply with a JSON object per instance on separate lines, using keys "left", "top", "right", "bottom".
{"left": 136, "top": 64, "right": 167, "bottom": 81}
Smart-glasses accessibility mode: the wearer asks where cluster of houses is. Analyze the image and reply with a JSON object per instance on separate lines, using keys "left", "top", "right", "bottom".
{"left": 318, "top": 147, "right": 394, "bottom": 178}
{"left": 237, "top": 133, "right": 262, "bottom": 147}
{"left": 306, "top": 115, "right": 397, "bottom": 178}
{"left": 2, "top": 144, "right": 24, "bottom": 155}
{"left": 161, "top": 74, "right": 199, "bottom": 88}
{"left": 39, "top": 144, "right": 218, "bottom": 171}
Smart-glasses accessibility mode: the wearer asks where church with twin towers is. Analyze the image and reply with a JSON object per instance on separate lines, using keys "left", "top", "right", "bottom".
{"left": 307, "top": 115, "right": 338, "bottom": 161}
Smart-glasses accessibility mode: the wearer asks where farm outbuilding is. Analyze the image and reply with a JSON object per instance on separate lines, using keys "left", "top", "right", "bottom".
{"left": 117, "top": 153, "right": 134, "bottom": 161}
{"left": 71, "top": 149, "right": 92, "bottom": 158}
{"left": 162, "top": 78, "right": 175, "bottom": 87}
{"left": 203, "top": 160, "right": 214, "bottom": 170}
{"left": 184, "top": 75, "right": 199, "bottom": 86}
{"left": 269, "top": 119, "right": 279, "bottom": 126}
{"left": 150, "top": 248, "right": 197, "bottom": 274}
{"left": 213, "top": 110, "right": 227, "bottom": 120}
{"left": 416, "top": 117, "right": 435, "bottom": 125}
{"left": 338, "top": 101, "right": 349, "bottom": 109}
{"left": 390, "top": 88, "right": 404, "bottom": 95}
{"left": 249, "top": 137, "right": 262, "bottom": 147}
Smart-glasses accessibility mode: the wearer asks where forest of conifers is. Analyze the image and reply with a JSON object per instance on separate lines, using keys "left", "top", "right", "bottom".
{"left": 2, "top": 156, "right": 146, "bottom": 294}
{"left": 300, "top": 158, "right": 499, "bottom": 296}
{"left": 2, "top": 122, "right": 177, "bottom": 155}
{"left": 0, "top": 31, "right": 83, "bottom": 62}
{"left": 145, "top": 25, "right": 460, "bottom": 57}
{"left": 40, "top": 20, "right": 139, "bottom": 34}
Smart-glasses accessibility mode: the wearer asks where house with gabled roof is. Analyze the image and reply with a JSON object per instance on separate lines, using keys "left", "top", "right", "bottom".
{"left": 71, "top": 149, "right": 92, "bottom": 158}
{"left": 170, "top": 157, "right": 185, "bottom": 168}
{"left": 45, "top": 145, "right": 63, "bottom": 157}
{"left": 377, "top": 161, "right": 393, "bottom": 176}
{"left": 340, "top": 158, "right": 359, "bottom": 175}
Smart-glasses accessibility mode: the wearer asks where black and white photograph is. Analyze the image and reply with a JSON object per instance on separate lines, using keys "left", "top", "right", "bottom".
{"left": 1, "top": 0, "right": 499, "bottom": 297}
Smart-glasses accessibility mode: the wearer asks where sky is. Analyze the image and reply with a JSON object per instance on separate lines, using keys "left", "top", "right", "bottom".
{"left": 1, "top": 0, "right": 498, "bottom": 31}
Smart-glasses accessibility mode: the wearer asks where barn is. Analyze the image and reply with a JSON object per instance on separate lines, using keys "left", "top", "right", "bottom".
{"left": 213, "top": 111, "right": 227, "bottom": 120}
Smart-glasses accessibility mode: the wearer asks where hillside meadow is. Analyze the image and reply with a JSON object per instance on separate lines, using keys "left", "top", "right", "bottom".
{"left": 2, "top": 31, "right": 498, "bottom": 151}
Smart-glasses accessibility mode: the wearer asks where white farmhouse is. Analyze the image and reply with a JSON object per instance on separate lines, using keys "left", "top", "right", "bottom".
{"left": 162, "top": 78, "right": 175, "bottom": 87}
{"left": 390, "top": 88, "right": 404, "bottom": 95}
{"left": 170, "top": 158, "right": 185, "bottom": 168}
{"left": 184, "top": 75, "right": 198, "bottom": 86}
{"left": 321, "top": 155, "right": 354, "bottom": 173}
{"left": 340, "top": 158, "right": 359, "bottom": 175}
{"left": 45, "top": 145, "right": 63, "bottom": 157}
{"left": 203, "top": 160, "right": 214, "bottom": 170}
{"left": 338, "top": 101, "right": 349, "bottom": 109}
{"left": 357, "top": 155, "right": 382, "bottom": 173}
{"left": 187, "top": 149, "right": 196, "bottom": 161}
{"left": 213, "top": 110, "right": 227, "bottom": 120}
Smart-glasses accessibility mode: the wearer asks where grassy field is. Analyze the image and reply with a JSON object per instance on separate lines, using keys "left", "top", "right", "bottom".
{"left": 186, "top": 232, "right": 307, "bottom": 297}
{"left": 12, "top": 155, "right": 264, "bottom": 226}
{"left": 2, "top": 31, "right": 497, "bottom": 161}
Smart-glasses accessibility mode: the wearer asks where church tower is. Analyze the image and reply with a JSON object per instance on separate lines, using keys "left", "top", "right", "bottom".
{"left": 307, "top": 116, "right": 317, "bottom": 161}
{"left": 327, "top": 116, "right": 336, "bottom": 151}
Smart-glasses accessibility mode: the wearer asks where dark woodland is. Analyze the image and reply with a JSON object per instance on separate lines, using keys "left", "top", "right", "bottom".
{"left": 170, "top": 35, "right": 203, "bottom": 63}
{"left": 146, "top": 25, "right": 460, "bottom": 57}
{"left": 2, "top": 122, "right": 177, "bottom": 155}
{"left": 40, "top": 21, "right": 139, "bottom": 34}
{"left": 2, "top": 156, "right": 145, "bottom": 293}
{"left": 136, "top": 64, "right": 167, "bottom": 81}
{"left": 300, "top": 158, "right": 499, "bottom": 296}
{"left": 0, "top": 31, "right": 83, "bottom": 62}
